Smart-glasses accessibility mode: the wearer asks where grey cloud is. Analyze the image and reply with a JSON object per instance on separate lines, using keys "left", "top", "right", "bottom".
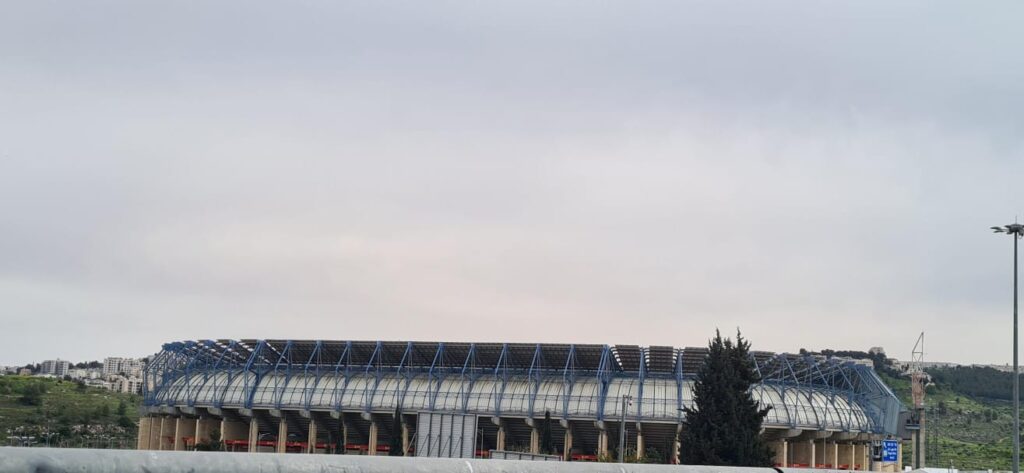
{"left": 0, "top": 0, "right": 1022, "bottom": 365}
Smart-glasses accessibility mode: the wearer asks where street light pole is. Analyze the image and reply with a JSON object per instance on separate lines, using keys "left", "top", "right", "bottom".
{"left": 619, "top": 394, "right": 632, "bottom": 463}
{"left": 992, "top": 223, "right": 1023, "bottom": 473}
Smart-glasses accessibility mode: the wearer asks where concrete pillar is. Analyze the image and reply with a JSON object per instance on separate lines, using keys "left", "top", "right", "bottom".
{"left": 248, "top": 418, "right": 259, "bottom": 453}
{"left": 307, "top": 418, "right": 317, "bottom": 454}
{"left": 367, "top": 420, "right": 378, "bottom": 456}
{"left": 148, "top": 417, "right": 160, "bottom": 451}
{"left": 174, "top": 417, "right": 196, "bottom": 451}
{"left": 774, "top": 439, "right": 788, "bottom": 467}
{"left": 160, "top": 417, "right": 176, "bottom": 450}
{"left": 854, "top": 443, "right": 866, "bottom": 470}
{"left": 822, "top": 441, "right": 837, "bottom": 468}
{"left": 341, "top": 418, "right": 349, "bottom": 454}
{"left": 496, "top": 424, "right": 506, "bottom": 451}
{"left": 847, "top": 443, "right": 858, "bottom": 470}
{"left": 195, "top": 418, "right": 217, "bottom": 446}
{"left": 220, "top": 418, "right": 247, "bottom": 452}
{"left": 636, "top": 430, "right": 645, "bottom": 461}
{"left": 277, "top": 418, "right": 288, "bottom": 453}
{"left": 897, "top": 441, "right": 903, "bottom": 471}
{"left": 563, "top": 427, "right": 573, "bottom": 461}
{"left": 671, "top": 431, "right": 681, "bottom": 465}
{"left": 137, "top": 417, "right": 151, "bottom": 450}
{"left": 809, "top": 439, "right": 816, "bottom": 468}
{"left": 792, "top": 439, "right": 815, "bottom": 467}
{"left": 401, "top": 421, "right": 410, "bottom": 456}
{"left": 529, "top": 426, "right": 539, "bottom": 454}
{"left": 597, "top": 430, "right": 609, "bottom": 458}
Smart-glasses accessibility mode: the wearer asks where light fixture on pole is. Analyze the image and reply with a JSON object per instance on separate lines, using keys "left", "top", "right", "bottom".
{"left": 619, "top": 394, "right": 633, "bottom": 463}
{"left": 992, "top": 222, "right": 1023, "bottom": 473}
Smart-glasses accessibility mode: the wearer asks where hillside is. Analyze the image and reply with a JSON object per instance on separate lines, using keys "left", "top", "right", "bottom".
{"left": 807, "top": 349, "right": 1016, "bottom": 470}
{"left": 0, "top": 376, "right": 140, "bottom": 448}
{"left": 883, "top": 373, "right": 1014, "bottom": 470}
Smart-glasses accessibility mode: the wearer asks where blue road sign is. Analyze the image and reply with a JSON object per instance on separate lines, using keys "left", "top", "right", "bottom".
{"left": 881, "top": 440, "right": 899, "bottom": 462}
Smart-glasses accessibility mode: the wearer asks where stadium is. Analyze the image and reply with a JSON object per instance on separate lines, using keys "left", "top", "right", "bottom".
{"left": 138, "top": 339, "right": 904, "bottom": 469}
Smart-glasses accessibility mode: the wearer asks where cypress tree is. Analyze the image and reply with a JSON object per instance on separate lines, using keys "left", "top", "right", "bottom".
{"left": 679, "top": 329, "right": 773, "bottom": 466}
{"left": 389, "top": 406, "right": 404, "bottom": 456}
{"left": 540, "top": 410, "right": 554, "bottom": 455}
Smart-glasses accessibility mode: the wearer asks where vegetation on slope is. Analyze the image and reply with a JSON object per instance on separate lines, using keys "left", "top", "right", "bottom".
{"left": 884, "top": 370, "right": 1015, "bottom": 470}
{"left": 0, "top": 376, "right": 139, "bottom": 448}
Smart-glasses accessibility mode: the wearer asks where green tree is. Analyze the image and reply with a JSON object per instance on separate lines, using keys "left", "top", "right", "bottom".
{"left": 117, "top": 415, "right": 135, "bottom": 429}
{"left": 18, "top": 382, "right": 47, "bottom": 406}
{"left": 195, "top": 429, "right": 223, "bottom": 451}
{"left": 389, "top": 406, "right": 404, "bottom": 456}
{"left": 679, "top": 330, "right": 773, "bottom": 466}
{"left": 540, "top": 411, "right": 554, "bottom": 455}
{"left": 117, "top": 399, "right": 127, "bottom": 417}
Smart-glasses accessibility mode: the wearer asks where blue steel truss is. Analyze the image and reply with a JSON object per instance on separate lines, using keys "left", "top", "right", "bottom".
{"left": 144, "top": 339, "right": 903, "bottom": 435}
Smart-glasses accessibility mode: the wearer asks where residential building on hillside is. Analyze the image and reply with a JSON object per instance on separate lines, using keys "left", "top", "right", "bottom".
{"left": 41, "top": 359, "right": 70, "bottom": 377}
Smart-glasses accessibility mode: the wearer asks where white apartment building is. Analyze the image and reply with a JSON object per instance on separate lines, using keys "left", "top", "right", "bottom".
{"left": 104, "top": 357, "right": 145, "bottom": 377}
{"left": 41, "top": 359, "right": 70, "bottom": 377}
{"left": 110, "top": 375, "right": 143, "bottom": 394}
{"left": 103, "top": 357, "right": 124, "bottom": 376}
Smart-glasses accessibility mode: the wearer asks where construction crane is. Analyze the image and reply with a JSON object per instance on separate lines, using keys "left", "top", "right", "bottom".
{"left": 909, "top": 332, "right": 926, "bottom": 468}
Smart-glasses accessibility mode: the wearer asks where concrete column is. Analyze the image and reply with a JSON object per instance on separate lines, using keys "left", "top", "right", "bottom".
{"left": 220, "top": 419, "right": 247, "bottom": 452}
{"left": 529, "top": 426, "right": 539, "bottom": 454}
{"left": 148, "top": 418, "right": 160, "bottom": 451}
{"left": 160, "top": 417, "right": 176, "bottom": 451}
{"left": 307, "top": 418, "right": 317, "bottom": 454}
{"left": 401, "top": 422, "right": 410, "bottom": 456}
{"left": 563, "top": 427, "right": 573, "bottom": 461}
{"left": 671, "top": 431, "right": 681, "bottom": 465}
{"left": 341, "top": 418, "right": 349, "bottom": 454}
{"left": 174, "top": 417, "right": 196, "bottom": 451}
{"left": 847, "top": 443, "right": 857, "bottom": 470}
{"left": 195, "top": 418, "right": 217, "bottom": 446}
{"left": 496, "top": 424, "right": 506, "bottom": 451}
{"left": 792, "top": 439, "right": 814, "bottom": 467}
{"left": 822, "top": 441, "right": 836, "bottom": 468}
{"left": 597, "top": 430, "right": 609, "bottom": 458}
{"left": 773, "top": 439, "right": 788, "bottom": 467}
{"left": 137, "top": 417, "right": 151, "bottom": 450}
{"left": 367, "top": 420, "right": 378, "bottom": 456}
{"left": 854, "top": 443, "right": 866, "bottom": 470}
{"left": 897, "top": 441, "right": 903, "bottom": 471}
{"left": 277, "top": 418, "right": 288, "bottom": 453}
{"left": 248, "top": 418, "right": 259, "bottom": 453}
{"left": 636, "top": 430, "right": 644, "bottom": 461}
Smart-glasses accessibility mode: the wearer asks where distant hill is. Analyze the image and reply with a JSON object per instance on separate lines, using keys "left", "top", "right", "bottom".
{"left": 803, "top": 348, "right": 1015, "bottom": 471}
{"left": 0, "top": 376, "right": 139, "bottom": 448}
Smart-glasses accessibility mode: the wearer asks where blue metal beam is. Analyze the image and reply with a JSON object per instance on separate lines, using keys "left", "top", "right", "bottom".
{"left": 302, "top": 340, "right": 324, "bottom": 410}
{"left": 493, "top": 343, "right": 509, "bottom": 417}
{"left": 363, "top": 341, "right": 384, "bottom": 412}
{"left": 427, "top": 342, "right": 447, "bottom": 411}
{"left": 270, "top": 340, "right": 296, "bottom": 409}
{"left": 636, "top": 347, "right": 646, "bottom": 423}
{"left": 331, "top": 341, "right": 353, "bottom": 412}
{"left": 459, "top": 343, "right": 478, "bottom": 413}
{"left": 595, "top": 345, "right": 613, "bottom": 421}
{"left": 526, "top": 344, "right": 543, "bottom": 418}
{"left": 561, "top": 345, "right": 576, "bottom": 419}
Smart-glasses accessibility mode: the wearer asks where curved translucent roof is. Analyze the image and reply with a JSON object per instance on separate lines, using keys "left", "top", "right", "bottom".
{"left": 145, "top": 339, "right": 902, "bottom": 434}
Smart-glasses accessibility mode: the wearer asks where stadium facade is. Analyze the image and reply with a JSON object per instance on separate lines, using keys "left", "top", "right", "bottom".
{"left": 138, "top": 339, "right": 904, "bottom": 469}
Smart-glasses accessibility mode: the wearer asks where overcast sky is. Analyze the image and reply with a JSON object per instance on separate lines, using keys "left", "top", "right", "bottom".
{"left": 1, "top": 1, "right": 1022, "bottom": 366}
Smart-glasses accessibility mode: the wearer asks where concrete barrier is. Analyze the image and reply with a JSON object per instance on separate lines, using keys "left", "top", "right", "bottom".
{"left": 0, "top": 447, "right": 791, "bottom": 473}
